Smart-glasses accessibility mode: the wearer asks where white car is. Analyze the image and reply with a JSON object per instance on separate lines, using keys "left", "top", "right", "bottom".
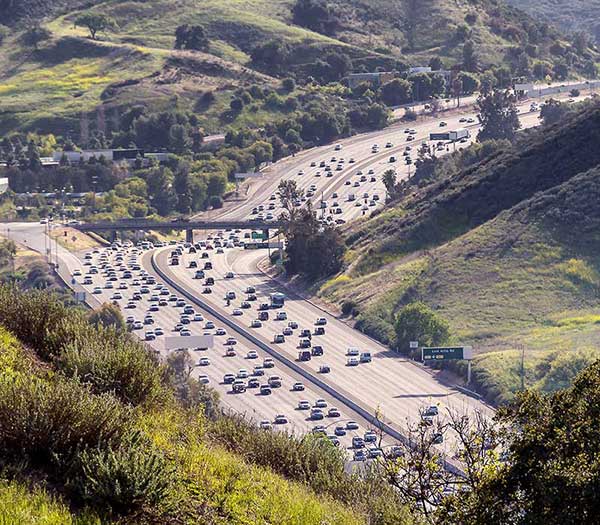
{"left": 247, "top": 350, "right": 258, "bottom": 359}
{"left": 198, "top": 357, "right": 210, "bottom": 366}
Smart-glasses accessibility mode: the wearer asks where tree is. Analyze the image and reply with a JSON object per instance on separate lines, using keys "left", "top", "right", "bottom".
{"left": 174, "top": 24, "right": 209, "bottom": 51}
{"left": 230, "top": 98, "right": 244, "bottom": 113}
{"left": 394, "top": 302, "right": 450, "bottom": 353}
{"left": 23, "top": 23, "right": 51, "bottom": 50}
{"left": 476, "top": 90, "right": 521, "bottom": 142}
{"left": 88, "top": 302, "right": 126, "bottom": 332}
{"left": 540, "top": 98, "right": 566, "bottom": 126}
{"left": 380, "top": 78, "right": 413, "bottom": 106}
{"left": 462, "top": 39, "right": 479, "bottom": 72}
{"left": 458, "top": 72, "right": 480, "bottom": 95}
{"left": 438, "top": 360, "right": 600, "bottom": 524}
{"left": 250, "top": 40, "right": 290, "bottom": 74}
{"left": 292, "top": 0, "right": 339, "bottom": 35}
{"left": 75, "top": 13, "right": 115, "bottom": 40}
{"left": 382, "top": 169, "right": 399, "bottom": 200}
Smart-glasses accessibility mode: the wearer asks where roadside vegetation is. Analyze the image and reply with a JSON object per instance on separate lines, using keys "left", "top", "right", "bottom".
{"left": 319, "top": 98, "right": 600, "bottom": 404}
{"left": 1, "top": 285, "right": 599, "bottom": 523}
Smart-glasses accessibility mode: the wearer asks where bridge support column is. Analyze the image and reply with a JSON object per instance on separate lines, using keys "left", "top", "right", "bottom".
{"left": 186, "top": 229, "right": 194, "bottom": 243}
{"left": 110, "top": 230, "right": 117, "bottom": 243}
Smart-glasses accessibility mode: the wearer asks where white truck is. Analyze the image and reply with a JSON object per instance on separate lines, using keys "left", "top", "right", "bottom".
{"left": 449, "top": 128, "right": 470, "bottom": 141}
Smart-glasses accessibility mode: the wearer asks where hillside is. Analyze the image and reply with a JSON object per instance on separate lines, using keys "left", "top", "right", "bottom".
{"left": 507, "top": 0, "right": 600, "bottom": 42}
{"left": 0, "top": 0, "right": 597, "bottom": 135}
{"left": 0, "top": 287, "right": 415, "bottom": 525}
{"left": 320, "top": 101, "right": 600, "bottom": 404}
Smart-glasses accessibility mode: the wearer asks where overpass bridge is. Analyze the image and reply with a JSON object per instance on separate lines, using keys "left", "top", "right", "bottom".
{"left": 74, "top": 219, "right": 284, "bottom": 242}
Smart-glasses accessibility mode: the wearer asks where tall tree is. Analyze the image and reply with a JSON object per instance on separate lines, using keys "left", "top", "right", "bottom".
{"left": 476, "top": 90, "right": 521, "bottom": 142}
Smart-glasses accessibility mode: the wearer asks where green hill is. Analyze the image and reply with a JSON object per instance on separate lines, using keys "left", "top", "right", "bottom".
{"left": 320, "top": 102, "right": 600, "bottom": 404}
{"left": 0, "top": 0, "right": 597, "bottom": 135}
{"left": 507, "top": 0, "right": 600, "bottom": 42}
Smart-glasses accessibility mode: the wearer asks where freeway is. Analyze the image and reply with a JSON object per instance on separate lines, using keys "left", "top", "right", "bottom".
{"left": 3, "top": 89, "right": 586, "bottom": 462}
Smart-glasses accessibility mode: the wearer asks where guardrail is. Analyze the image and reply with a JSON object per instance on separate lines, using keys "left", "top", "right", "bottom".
{"left": 150, "top": 247, "right": 465, "bottom": 476}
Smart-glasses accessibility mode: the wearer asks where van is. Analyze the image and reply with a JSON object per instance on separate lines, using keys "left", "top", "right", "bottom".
{"left": 298, "top": 350, "right": 312, "bottom": 361}
{"left": 360, "top": 352, "right": 372, "bottom": 363}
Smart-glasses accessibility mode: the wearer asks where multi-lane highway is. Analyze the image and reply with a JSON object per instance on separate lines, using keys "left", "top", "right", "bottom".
{"left": 5, "top": 91, "right": 584, "bottom": 462}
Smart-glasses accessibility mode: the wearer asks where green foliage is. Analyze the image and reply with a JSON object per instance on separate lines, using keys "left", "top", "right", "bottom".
{"left": 71, "top": 431, "right": 173, "bottom": 514}
{"left": 0, "top": 479, "right": 99, "bottom": 525}
{"left": 477, "top": 90, "right": 521, "bottom": 142}
{"left": 380, "top": 78, "right": 412, "bottom": 106}
{"left": 394, "top": 302, "right": 450, "bottom": 353}
{"left": 0, "top": 372, "right": 130, "bottom": 468}
{"left": 292, "top": 0, "right": 339, "bottom": 36}
{"left": 439, "top": 360, "right": 600, "bottom": 523}
{"left": 88, "top": 302, "right": 126, "bottom": 332}
{"left": 174, "top": 24, "right": 208, "bottom": 51}
{"left": 75, "top": 13, "right": 116, "bottom": 40}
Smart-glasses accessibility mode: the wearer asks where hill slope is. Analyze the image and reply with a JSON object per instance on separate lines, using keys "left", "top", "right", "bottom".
{"left": 507, "top": 0, "right": 600, "bottom": 42}
{"left": 0, "top": 0, "right": 596, "bottom": 134}
{"left": 320, "top": 102, "right": 600, "bottom": 403}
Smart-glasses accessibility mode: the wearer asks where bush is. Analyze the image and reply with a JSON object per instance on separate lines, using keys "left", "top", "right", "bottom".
{"left": 403, "top": 108, "right": 418, "bottom": 121}
{"left": 281, "top": 77, "right": 296, "bottom": 92}
{"left": 88, "top": 302, "right": 126, "bottom": 332}
{"left": 0, "top": 373, "right": 130, "bottom": 468}
{"left": 71, "top": 431, "right": 173, "bottom": 514}
{"left": 209, "top": 195, "right": 223, "bottom": 209}
{"left": 570, "top": 88, "right": 581, "bottom": 97}
{"left": 55, "top": 323, "right": 167, "bottom": 407}
{"left": 341, "top": 300, "right": 357, "bottom": 316}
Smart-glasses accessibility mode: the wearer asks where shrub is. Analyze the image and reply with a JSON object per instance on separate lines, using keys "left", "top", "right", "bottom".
{"left": 403, "top": 108, "right": 418, "bottom": 121}
{"left": 55, "top": 323, "right": 167, "bottom": 407}
{"left": 0, "top": 373, "right": 130, "bottom": 468}
{"left": 71, "top": 431, "right": 173, "bottom": 515}
{"left": 0, "top": 285, "right": 71, "bottom": 358}
{"left": 209, "top": 195, "right": 223, "bottom": 209}
{"left": 341, "top": 300, "right": 357, "bottom": 316}
{"left": 282, "top": 77, "right": 296, "bottom": 92}
{"left": 88, "top": 302, "right": 126, "bottom": 332}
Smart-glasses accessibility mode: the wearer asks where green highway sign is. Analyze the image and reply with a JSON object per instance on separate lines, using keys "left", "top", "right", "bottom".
{"left": 422, "top": 346, "right": 473, "bottom": 361}
{"left": 252, "top": 231, "right": 267, "bottom": 240}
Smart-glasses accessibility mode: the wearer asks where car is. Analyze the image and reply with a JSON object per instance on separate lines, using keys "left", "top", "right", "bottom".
{"left": 347, "top": 357, "right": 359, "bottom": 366}
{"left": 314, "top": 398, "right": 327, "bottom": 408}
{"left": 311, "top": 345, "right": 324, "bottom": 356}
{"left": 347, "top": 347, "right": 360, "bottom": 356}
{"left": 253, "top": 366, "right": 265, "bottom": 376}
{"left": 315, "top": 317, "right": 327, "bottom": 326}
{"left": 268, "top": 375, "right": 282, "bottom": 388}
{"left": 311, "top": 409, "right": 324, "bottom": 420}
{"left": 205, "top": 321, "right": 215, "bottom": 329}
{"left": 319, "top": 365, "right": 331, "bottom": 374}
{"left": 232, "top": 309, "right": 243, "bottom": 316}
{"left": 367, "top": 447, "right": 383, "bottom": 459}
{"left": 193, "top": 313, "right": 204, "bottom": 322}
{"left": 292, "top": 382, "right": 305, "bottom": 391}
{"left": 198, "top": 357, "right": 210, "bottom": 366}
{"left": 225, "top": 337, "right": 237, "bottom": 346}
{"left": 259, "top": 420, "right": 272, "bottom": 430}
{"left": 198, "top": 375, "right": 210, "bottom": 385}
{"left": 225, "top": 291, "right": 236, "bottom": 300}
{"left": 247, "top": 378, "right": 260, "bottom": 389}
{"left": 276, "top": 311, "right": 288, "bottom": 321}
{"left": 240, "top": 301, "right": 251, "bottom": 309}
{"left": 274, "top": 334, "right": 285, "bottom": 344}
{"left": 385, "top": 142, "right": 393, "bottom": 148}
{"left": 328, "top": 407, "right": 340, "bottom": 417}
{"left": 299, "top": 338, "right": 311, "bottom": 349}
{"left": 360, "top": 352, "right": 372, "bottom": 363}
{"left": 364, "top": 430, "right": 377, "bottom": 443}
{"left": 180, "top": 329, "right": 192, "bottom": 336}
{"left": 225, "top": 271, "right": 234, "bottom": 279}
{"left": 251, "top": 319, "right": 263, "bottom": 328}
{"left": 314, "top": 326, "right": 325, "bottom": 336}
{"left": 237, "top": 369, "right": 249, "bottom": 379}
{"left": 346, "top": 421, "right": 359, "bottom": 430}
{"left": 145, "top": 331, "right": 156, "bottom": 341}
{"left": 288, "top": 321, "right": 299, "bottom": 329}
{"left": 246, "top": 350, "right": 258, "bottom": 359}
{"left": 422, "top": 405, "right": 439, "bottom": 417}
{"left": 439, "top": 121, "right": 447, "bottom": 127}
{"left": 334, "top": 426, "right": 346, "bottom": 436}
{"left": 188, "top": 261, "right": 197, "bottom": 268}
{"left": 232, "top": 380, "right": 246, "bottom": 393}
{"left": 223, "top": 374, "right": 236, "bottom": 384}
{"left": 260, "top": 385, "right": 272, "bottom": 395}
{"left": 312, "top": 425, "right": 326, "bottom": 435}
{"left": 225, "top": 348, "right": 236, "bottom": 357}
{"left": 274, "top": 414, "right": 288, "bottom": 425}
{"left": 328, "top": 436, "right": 340, "bottom": 447}
{"left": 154, "top": 327, "right": 164, "bottom": 336}
{"left": 352, "top": 437, "right": 365, "bottom": 449}
{"left": 298, "top": 400, "right": 311, "bottom": 410}
{"left": 263, "top": 358, "right": 275, "bottom": 368}
{"left": 432, "top": 433, "right": 444, "bottom": 444}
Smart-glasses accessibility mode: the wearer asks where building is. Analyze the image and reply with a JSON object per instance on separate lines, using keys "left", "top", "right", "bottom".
{"left": 347, "top": 72, "right": 394, "bottom": 90}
